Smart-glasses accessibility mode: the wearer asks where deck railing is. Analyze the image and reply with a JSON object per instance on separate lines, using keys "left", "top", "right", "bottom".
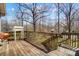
{"left": 60, "top": 33, "right": 79, "bottom": 48}
{"left": 8, "top": 31, "right": 79, "bottom": 52}
{"left": 42, "top": 33, "right": 79, "bottom": 52}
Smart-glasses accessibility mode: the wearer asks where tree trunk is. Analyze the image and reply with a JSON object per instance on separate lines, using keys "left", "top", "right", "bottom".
{"left": 21, "top": 19, "right": 23, "bottom": 26}
{"left": 57, "top": 3, "right": 60, "bottom": 34}
{"left": 33, "top": 23, "right": 36, "bottom": 32}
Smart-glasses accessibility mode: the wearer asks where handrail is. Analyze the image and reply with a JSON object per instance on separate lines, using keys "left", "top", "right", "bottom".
{"left": 8, "top": 31, "right": 79, "bottom": 51}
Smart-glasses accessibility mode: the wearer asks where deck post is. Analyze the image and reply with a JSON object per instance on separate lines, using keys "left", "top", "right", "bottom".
{"left": 14, "top": 30, "right": 16, "bottom": 41}
{"left": 0, "top": 16, "right": 1, "bottom": 33}
{"left": 13, "top": 26, "right": 24, "bottom": 41}
{"left": 21, "top": 30, "right": 24, "bottom": 39}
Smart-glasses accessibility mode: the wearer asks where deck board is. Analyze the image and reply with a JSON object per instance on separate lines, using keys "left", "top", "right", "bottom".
{"left": 0, "top": 40, "right": 66, "bottom": 56}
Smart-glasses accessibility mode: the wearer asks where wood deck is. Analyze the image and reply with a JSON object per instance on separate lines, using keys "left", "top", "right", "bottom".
{"left": 0, "top": 40, "right": 66, "bottom": 56}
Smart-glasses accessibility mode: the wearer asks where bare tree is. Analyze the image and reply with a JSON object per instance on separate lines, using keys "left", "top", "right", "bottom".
{"left": 16, "top": 3, "right": 51, "bottom": 32}
{"left": 16, "top": 4, "right": 24, "bottom": 26}
{"left": 1, "top": 17, "right": 10, "bottom": 32}
{"left": 55, "top": 3, "right": 61, "bottom": 33}
{"left": 59, "top": 3, "right": 79, "bottom": 33}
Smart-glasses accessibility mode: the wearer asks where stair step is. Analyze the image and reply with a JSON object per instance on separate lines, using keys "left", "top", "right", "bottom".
{"left": 24, "top": 39, "right": 48, "bottom": 53}
{"left": 58, "top": 46, "right": 75, "bottom": 56}
{"left": 48, "top": 50, "right": 67, "bottom": 56}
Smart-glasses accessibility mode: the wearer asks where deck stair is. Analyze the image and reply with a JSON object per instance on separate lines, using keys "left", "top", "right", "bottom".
{"left": 42, "top": 33, "right": 79, "bottom": 55}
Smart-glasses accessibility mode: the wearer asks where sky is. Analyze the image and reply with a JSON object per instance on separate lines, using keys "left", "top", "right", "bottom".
{"left": 5, "top": 3, "right": 79, "bottom": 24}
{"left": 5, "top": 3, "right": 17, "bottom": 21}
{"left": 4, "top": 3, "right": 79, "bottom": 22}
{"left": 4, "top": 3, "right": 69, "bottom": 26}
{"left": 5, "top": 3, "right": 57, "bottom": 22}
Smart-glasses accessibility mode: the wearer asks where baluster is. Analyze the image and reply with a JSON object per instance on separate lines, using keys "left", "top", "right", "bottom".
{"left": 74, "top": 35, "right": 76, "bottom": 48}
{"left": 62, "top": 34, "right": 64, "bottom": 43}
{"left": 77, "top": 34, "right": 79, "bottom": 48}
{"left": 76, "top": 35, "right": 77, "bottom": 48}
{"left": 72, "top": 35, "right": 73, "bottom": 47}
{"left": 63, "top": 34, "right": 65, "bottom": 44}
{"left": 70, "top": 34, "right": 73, "bottom": 46}
{"left": 65, "top": 34, "right": 67, "bottom": 44}
{"left": 76, "top": 35, "right": 78, "bottom": 48}
{"left": 70, "top": 34, "right": 71, "bottom": 46}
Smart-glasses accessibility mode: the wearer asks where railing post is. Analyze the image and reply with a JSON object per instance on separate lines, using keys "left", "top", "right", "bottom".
{"left": 75, "top": 35, "right": 76, "bottom": 48}
{"left": 51, "top": 30, "right": 58, "bottom": 50}
{"left": 77, "top": 34, "right": 79, "bottom": 48}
